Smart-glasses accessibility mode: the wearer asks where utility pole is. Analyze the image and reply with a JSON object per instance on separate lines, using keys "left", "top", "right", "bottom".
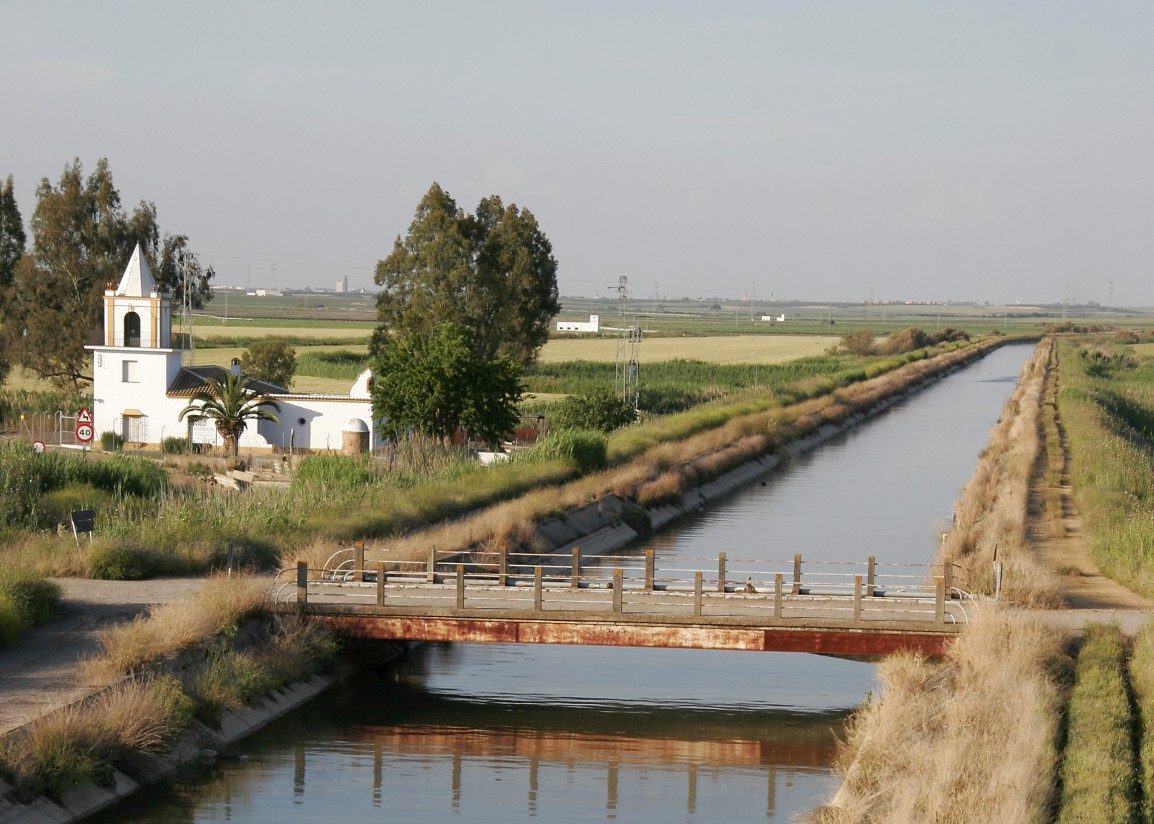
{"left": 612, "top": 276, "right": 640, "bottom": 412}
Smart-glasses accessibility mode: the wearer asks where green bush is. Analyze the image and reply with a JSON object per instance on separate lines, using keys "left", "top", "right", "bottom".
{"left": 293, "top": 454, "right": 377, "bottom": 492}
{"left": 100, "top": 431, "right": 124, "bottom": 452}
{"left": 553, "top": 387, "right": 637, "bottom": 433}
{"left": 0, "top": 592, "right": 23, "bottom": 647}
{"left": 161, "top": 436, "right": 188, "bottom": 455}
{"left": 87, "top": 541, "right": 159, "bottom": 581}
{"left": 0, "top": 571, "right": 61, "bottom": 646}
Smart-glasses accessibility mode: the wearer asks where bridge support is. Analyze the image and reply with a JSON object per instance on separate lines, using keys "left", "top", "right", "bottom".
{"left": 571, "top": 548, "right": 581, "bottom": 589}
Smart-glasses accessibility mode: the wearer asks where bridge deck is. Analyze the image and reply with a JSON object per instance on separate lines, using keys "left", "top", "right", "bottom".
{"left": 280, "top": 560, "right": 969, "bottom": 659}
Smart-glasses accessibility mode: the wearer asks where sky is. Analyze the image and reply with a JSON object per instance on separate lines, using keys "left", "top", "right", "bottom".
{"left": 2, "top": 2, "right": 1152, "bottom": 306}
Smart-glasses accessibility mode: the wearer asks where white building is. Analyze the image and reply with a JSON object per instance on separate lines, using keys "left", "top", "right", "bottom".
{"left": 556, "top": 314, "right": 600, "bottom": 333}
{"left": 88, "top": 245, "right": 382, "bottom": 454}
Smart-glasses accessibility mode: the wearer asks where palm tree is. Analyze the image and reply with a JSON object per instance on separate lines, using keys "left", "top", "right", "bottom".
{"left": 178, "top": 371, "right": 281, "bottom": 458}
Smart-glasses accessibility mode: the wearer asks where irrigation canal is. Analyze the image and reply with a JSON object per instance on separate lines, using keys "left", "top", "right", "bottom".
{"left": 95, "top": 342, "right": 1036, "bottom": 824}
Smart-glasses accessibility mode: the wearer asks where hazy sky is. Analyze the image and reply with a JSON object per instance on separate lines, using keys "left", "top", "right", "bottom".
{"left": 3, "top": 2, "right": 1152, "bottom": 305}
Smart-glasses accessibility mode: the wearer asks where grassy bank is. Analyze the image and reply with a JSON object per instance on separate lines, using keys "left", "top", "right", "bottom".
{"left": 0, "top": 575, "right": 338, "bottom": 800}
{"left": 936, "top": 338, "right": 1063, "bottom": 607}
{"left": 1058, "top": 335, "right": 1154, "bottom": 598}
{"left": 814, "top": 609, "right": 1072, "bottom": 823}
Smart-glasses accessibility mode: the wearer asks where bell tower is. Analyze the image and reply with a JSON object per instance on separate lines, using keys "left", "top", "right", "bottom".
{"left": 103, "top": 243, "right": 173, "bottom": 349}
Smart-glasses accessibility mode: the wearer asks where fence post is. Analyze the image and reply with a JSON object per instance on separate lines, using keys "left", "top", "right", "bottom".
{"left": 935, "top": 579, "right": 945, "bottom": 623}
{"left": 534, "top": 567, "right": 543, "bottom": 611}
{"left": 571, "top": 547, "right": 581, "bottom": 589}
{"left": 854, "top": 575, "right": 862, "bottom": 623}
{"left": 866, "top": 555, "right": 876, "bottom": 597}
{"left": 774, "top": 573, "right": 783, "bottom": 620}
{"left": 456, "top": 564, "right": 465, "bottom": 609}
{"left": 792, "top": 554, "right": 802, "bottom": 595}
{"left": 427, "top": 546, "right": 437, "bottom": 583}
{"left": 498, "top": 547, "right": 507, "bottom": 587}
{"left": 296, "top": 561, "right": 308, "bottom": 608}
{"left": 717, "top": 552, "right": 727, "bottom": 593}
{"left": 376, "top": 561, "right": 386, "bottom": 606}
{"left": 354, "top": 539, "right": 365, "bottom": 583}
{"left": 943, "top": 556, "right": 953, "bottom": 597}
{"left": 613, "top": 569, "right": 623, "bottom": 613}
{"left": 645, "top": 549, "right": 655, "bottom": 592}
{"left": 694, "top": 572, "right": 703, "bottom": 617}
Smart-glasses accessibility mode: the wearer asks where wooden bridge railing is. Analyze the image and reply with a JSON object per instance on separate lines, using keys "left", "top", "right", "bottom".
{"left": 281, "top": 546, "right": 968, "bottom": 626}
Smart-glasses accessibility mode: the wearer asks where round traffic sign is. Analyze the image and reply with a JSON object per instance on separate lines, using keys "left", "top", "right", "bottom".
{"left": 76, "top": 423, "right": 95, "bottom": 443}
{"left": 32, "top": 440, "right": 45, "bottom": 454}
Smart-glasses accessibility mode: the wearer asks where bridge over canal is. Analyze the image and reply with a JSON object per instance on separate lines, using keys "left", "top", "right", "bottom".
{"left": 275, "top": 547, "right": 972, "bottom": 659}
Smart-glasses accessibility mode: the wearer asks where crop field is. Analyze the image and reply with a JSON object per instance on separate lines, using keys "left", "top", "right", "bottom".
{"left": 539, "top": 334, "right": 838, "bottom": 364}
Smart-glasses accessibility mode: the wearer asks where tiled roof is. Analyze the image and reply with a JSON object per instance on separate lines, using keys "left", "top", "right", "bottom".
{"left": 166, "top": 366, "right": 288, "bottom": 397}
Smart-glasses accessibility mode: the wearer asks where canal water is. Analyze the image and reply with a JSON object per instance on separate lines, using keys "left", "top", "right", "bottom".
{"left": 97, "top": 343, "right": 1035, "bottom": 824}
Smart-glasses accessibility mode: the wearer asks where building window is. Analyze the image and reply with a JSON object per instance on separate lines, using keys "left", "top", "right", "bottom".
{"left": 124, "top": 311, "right": 141, "bottom": 347}
{"left": 122, "top": 414, "right": 147, "bottom": 443}
{"left": 122, "top": 360, "right": 139, "bottom": 383}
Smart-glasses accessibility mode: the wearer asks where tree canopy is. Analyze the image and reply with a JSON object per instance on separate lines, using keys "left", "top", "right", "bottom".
{"left": 374, "top": 183, "right": 560, "bottom": 367}
{"left": 0, "top": 175, "right": 25, "bottom": 385}
{"left": 240, "top": 340, "right": 296, "bottom": 390}
{"left": 1, "top": 159, "right": 213, "bottom": 387}
{"left": 371, "top": 323, "right": 522, "bottom": 449}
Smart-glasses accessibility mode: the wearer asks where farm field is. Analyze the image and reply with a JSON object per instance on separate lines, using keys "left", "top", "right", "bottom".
{"left": 538, "top": 334, "right": 839, "bottom": 363}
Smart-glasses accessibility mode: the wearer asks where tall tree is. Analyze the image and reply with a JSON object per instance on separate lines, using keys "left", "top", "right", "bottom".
{"left": 240, "top": 340, "right": 296, "bottom": 389}
{"left": 0, "top": 175, "right": 25, "bottom": 384}
{"left": 374, "top": 183, "right": 559, "bottom": 366}
{"left": 371, "top": 323, "right": 522, "bottom": 449}
{"left": 177, "top": 371, "right": 281, "bottom": 458}
{"left": 4, "top": 159, "right": 212, "bottom": 386}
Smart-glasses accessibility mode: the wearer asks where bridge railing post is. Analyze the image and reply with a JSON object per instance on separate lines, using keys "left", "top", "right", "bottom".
{"left": 935, "top": 578, "right": 945, "bottom": 623}
{"left": 376, "top": 561, "right": 386, "bottom": 606}
{"left": 456, "top": 564, "right": 465, "bottom": 609}
{"left": 612, "top": 569, "right": 623, "bottom": 613}
{"left": 774, "top": 573, "right": 783, "bottom": 620}
{"left": 866, "top": 555, "right": 876, "bottom": 597}
{"left": 571, "top": 547, "right": 580, "bottom": 589}
{"left": 427, "top": 546, "right": 436, "bottom": 584}
{"left": 498, "top": 547, "right": 507, "bottom": 587}
{"left": 645, "top": 549, "right": 655, "bottom": 592}
{"left": 717, "top": 552, "right": 726, "bottom": 593}
{"left": 792, "top": 554, "right": 802, "bottom": 595}
{"left": 694, "top": 572, "right": 703, "bottom": 617}
{"left": 854, "top": 575, "right": 862, "bottom": 623}
{"left": 354, "top": 539, "right": 365, "bottom": 583}
{"left": 534, "top": 567, "right": 543, "bottom": 611}
{"left": 943, "top": 556, "right": 953, "bottom": 598}
{"left": 296, "top": 561, "right": 308, "bottom": 608}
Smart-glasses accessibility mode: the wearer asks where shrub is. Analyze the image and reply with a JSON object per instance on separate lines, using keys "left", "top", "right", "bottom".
{"left": 161, "top": 436, "right": 188, "bottom": 454}
{"left": 87, "top": 541, "right": 159, "bottom": 580}
{"left": 553, "top": 387, "right": 637, "bottom": 433}
{"left": 99, "top": 431, "right": 124, "bottom": 452}
{"left": 240, "top": 340, "right": 296, "bottom": 389}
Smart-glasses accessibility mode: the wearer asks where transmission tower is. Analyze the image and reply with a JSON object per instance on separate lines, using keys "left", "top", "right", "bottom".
{"left": 612, "top": 276, "right": 640, "bottom": 410}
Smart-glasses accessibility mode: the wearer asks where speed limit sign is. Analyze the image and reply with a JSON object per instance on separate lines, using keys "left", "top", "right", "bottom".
{"left": 76, "top": 408, "right": 95, "bottom": 443}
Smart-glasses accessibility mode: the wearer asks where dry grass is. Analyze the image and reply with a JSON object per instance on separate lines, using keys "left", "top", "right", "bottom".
{"left": 815, "top": 608, "right": 1071, "bottom": 824}
{"left": 537, "top": 334, "right": 841, "bottom": 364}
{"left": 1130, "top": 623, "right": 1154, "bottom": 824}
{"left": 85, "top": 574, "right": 269, "bottom": 678}
{"left": 1, "top": 674, "right": 192, "bottom": 797}
{"left": 937, "top": 339, "right": 1064, "bottom": 607}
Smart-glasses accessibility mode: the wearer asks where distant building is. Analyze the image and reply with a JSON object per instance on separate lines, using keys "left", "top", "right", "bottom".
{"left": 556, "top": 314, "right": 600, "bottom": 333}
{"left": 336, "top": 276, "right": 348, "bottom": 293}
{"left": 761, "top": 314, "right": 787, "bottom": 322}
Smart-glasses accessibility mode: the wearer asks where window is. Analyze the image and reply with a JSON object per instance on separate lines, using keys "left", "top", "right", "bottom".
{"left": 122, "top": 360, "right": 139, "bottom": 382}
{"left": 124, "top": 311, "right": 141, "bottom": 347}
{"left": 122, "top": 414, "right": 147, "bottom": 443}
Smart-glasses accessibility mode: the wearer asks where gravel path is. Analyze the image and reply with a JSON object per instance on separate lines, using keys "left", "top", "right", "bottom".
{"left": 0, "top": 578, "right": 207, "bottom": 736}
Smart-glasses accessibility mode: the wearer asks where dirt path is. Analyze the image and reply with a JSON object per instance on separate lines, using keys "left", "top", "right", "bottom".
{"left": 0, "top": 578, "right": 206, "bottom": 736}
{"left": 1028, "top": 365, "right": 1153, "bottom": 612}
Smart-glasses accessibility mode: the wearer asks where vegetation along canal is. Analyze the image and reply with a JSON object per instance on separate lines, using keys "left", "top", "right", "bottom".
{"left": 94, "top": 343, "right": 1036, "bottom": 824}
